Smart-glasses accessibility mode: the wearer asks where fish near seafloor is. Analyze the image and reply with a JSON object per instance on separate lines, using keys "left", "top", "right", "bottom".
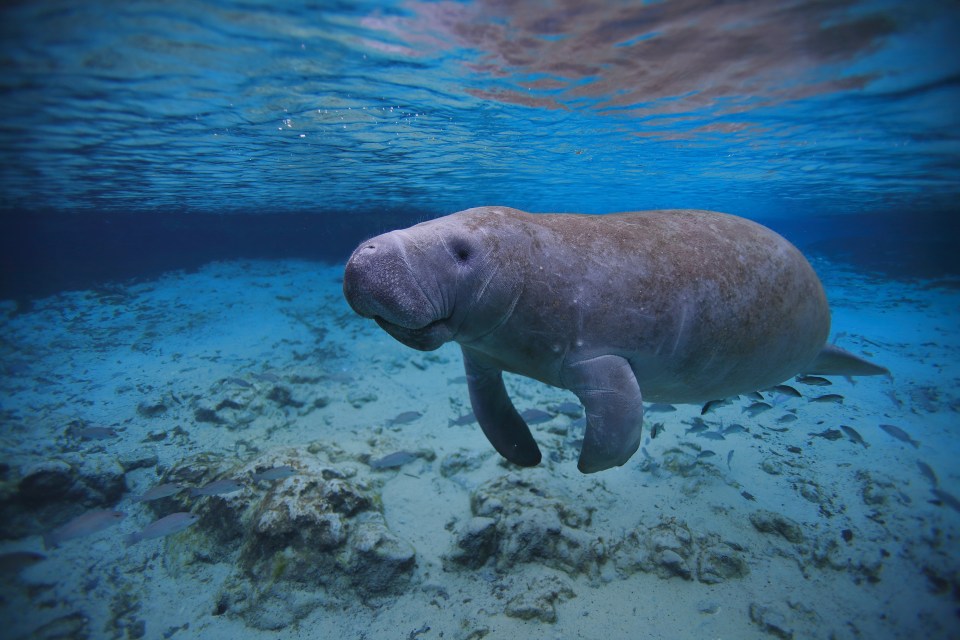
{"left": 646, "top": 403, "right": 677, "bottom": 414}
{"left": 386, "top": 411, "right": 423, "bottom": 426}
{"left": 649, "top": 422, "right": 665, "bottom": 439}
{"left": 768, "top": 384, "right": 802, "bottom": 398}
{"left": 77, "top": 426, "right": 119, "bottom": 441}
{"left": 0, "top": 551, "right": 46, "bottom": 575}
{"left": 370, "top": 451, "right": 418, "bottom": 469}
{"left": 343, "top": 207, "right": 889, "bottom": 474}
{"left": 841, "top": 425, "right": 869, "bottom": 448}
{"left": 135, "top": 482, "right": 187, "bottom": 502}
{"left": 43, "top": 510, "right": 125, "bottom": 549}
{"left": 551, "top": 401, "right": 583, "bottom": 417}
{"left": 520, "top": 408, "right": 554, "bottom": 424}
{"left": 916, "top": 461, "right": 938, "bottom": 488}
{"left": 251, "top": 465, "right": 297, "bottom": 482}
{"left": 810, "top": 394, "right": 845, "bottom": 404}
{"left": 878, "top": 424, "right": 920, "bottom": 449}
{"left": 810, "top": 428, "right": 844, "bottom": 441}
{"left": 743, "top": 401, "right": 773, "bottom": 417}
{"left": 448, "top": 411, "right": 477, "bottom": 427}
{"left": 932, "top": 489, "right": 960, "bottom": 514}
{"left": 125, "top": 512, "right": 200, "bottom": 546}
{"left": 697, "top": 431, "right": 726, "bottom": 441}
{"left": 701, "top": 398, "right": 731, "bottom": 415}
{"left": 190, "top": 479, "right": 245, "bottom": 497}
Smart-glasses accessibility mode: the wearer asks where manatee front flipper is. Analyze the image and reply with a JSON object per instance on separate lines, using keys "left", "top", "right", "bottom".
{"left": 462, "top": 347, "right": 542, "bottom": 467}
{"left": 563, "top": 354, "right": 644, "bottom": 474}
{"left": 804, "top": 344, "right": 890, "bottom": 377}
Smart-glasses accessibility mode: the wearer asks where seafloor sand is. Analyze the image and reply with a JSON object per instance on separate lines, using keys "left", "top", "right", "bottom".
{"left": 1, "top": 258, "right": 958, "bottom": 640}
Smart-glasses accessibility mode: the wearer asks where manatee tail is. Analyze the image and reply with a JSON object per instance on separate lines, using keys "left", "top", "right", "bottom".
{"left": 803, "top": 344, "right": 889, "bottom": 377}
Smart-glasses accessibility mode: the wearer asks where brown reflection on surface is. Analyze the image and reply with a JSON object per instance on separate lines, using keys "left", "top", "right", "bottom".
{"left": 363, "top": 0, "right": 896, "bottom": 117}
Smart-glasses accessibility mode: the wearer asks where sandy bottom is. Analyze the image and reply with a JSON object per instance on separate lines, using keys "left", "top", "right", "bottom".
{"left": 1, "top": 258, "right": 958, "bottom": 640}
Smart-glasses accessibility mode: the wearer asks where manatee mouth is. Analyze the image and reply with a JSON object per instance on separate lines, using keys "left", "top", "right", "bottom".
{"left": 374, "top": 315, "right": 452, "bottom": 351}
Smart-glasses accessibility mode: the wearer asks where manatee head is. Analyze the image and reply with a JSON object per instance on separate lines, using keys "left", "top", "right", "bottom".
{"left": 343, "top": 209, "right": 524, "bottom": 351}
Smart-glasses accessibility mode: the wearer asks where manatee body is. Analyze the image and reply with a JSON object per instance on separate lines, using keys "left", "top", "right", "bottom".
{"left": 343, "top": 207, "right": 887, "bottom": 473}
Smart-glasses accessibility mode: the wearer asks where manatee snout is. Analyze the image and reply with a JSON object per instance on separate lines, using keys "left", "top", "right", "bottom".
{"left": 342, "top": 240, "right": 384, "bottom": 319}
{"left": 343, "top": 232, "right": 452, "bottom": 350}
{"left": 344, "top": 235, "right": 417, "bottom": 322}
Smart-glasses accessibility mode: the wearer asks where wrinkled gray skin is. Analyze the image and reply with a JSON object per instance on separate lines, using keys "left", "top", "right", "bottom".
{"left": 343, "top": 207, "right": 887, "bottom": 473}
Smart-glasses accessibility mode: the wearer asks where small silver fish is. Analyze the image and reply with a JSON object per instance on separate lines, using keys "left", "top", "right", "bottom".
{"left": 387, "top": 411, "right": 423, "bottom": 426}
{"left": 810, "top": 394, "right": 844, "bottom": 404}
{"left": 190, "top": 479, "right": 245, "bottom": 497}
{"left": 251, "top": 372, "right": 280, "bottom": 383}
{"left": 685, "top": 424, "right": 709, "bottom": 435}
{"left": 727, "top": 450, "right": 734, "bottom": 469}
{"left": 520, "top": 409, "right": 553, "bottom": 424}
{"left": 776, "top": 414, "right": 799, "bottom": 424}
{"left": 0, "top": 551, "right": 46, "bottom": 575}
{"left": 78, "top": 426, "right": 119, "bottom": 440}
{"left": 370, "top": 451, "right": 418, "bottom": 469}
{"left": 840, "top": 425, "right": 869, "bottom": 448}
{"left": 796, "top": 375, "right": 832, "bottom": 386}
{"left": 768, "top": 385, "right": 802, "bottom": 398}
{"left": 44, "top": 510, "right": 126, "bottom": 549}
{"left": 135, "top": 482, "right": 186, "bottom": 502}
{"left": 916, "top": 461, "right": 938, "bottom": 488}
{"left": 932, "top": 489, "right": 960, "bottom": 514}
{"left": 878, "top": 424, "right": 920, "bottom": 448}
{"left": 743, "top": 402, "right": 773, "bottom": 417}
{"left": 550, "top": 402, "right": 583, "bottom": 418}
{"left": 223, "top": 377, "right": 253, "bottom": 388}
{"left": 722, "top": 423, "right": 747, "bottom": 435}
{"left": 701, "top": 399, "right": 730, "bottom": 415}
{"left": 647, "top": 403, "right": 677, "bottom": 413}
{"left": 698, "top": 431, "right": 726, "bottom": 441}
{"left": 125, "top": 512, "right": 200, "bottom": 546}
{"left": 251, "top": 466, "right": 297, "bottom": 482}
{"left": 697, "top": 450, "right": 717, "bottom": 459}
{"left": 448, "top": 412, "right": 476, "bottom": 426}
{"left": 650, "top": 422, "right": 665, "bottom": 439}
{"left": 810, "top": 428, "right": 843, "bottom": 441}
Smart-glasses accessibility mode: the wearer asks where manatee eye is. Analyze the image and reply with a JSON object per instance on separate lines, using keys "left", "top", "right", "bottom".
{"left": 451, "top": 239, "right": 472, "bottom": 263}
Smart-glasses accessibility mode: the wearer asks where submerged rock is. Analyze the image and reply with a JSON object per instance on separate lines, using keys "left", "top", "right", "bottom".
{"left": 749, "top": 510, "right": 805, "bottom": 544}
{"left": 504, "top": 575, "right": 576, "bottom": 623}
{"left": 749, "top": 602, "right": 795, "bottom": 639}
{"left": 439, "top": 449, "right": 491, "bottom": 478}
{"left": 444, "top": 473, "right": 750, "bottom": 586}
{"left": 0, "top": 456, "right": 127, "bottom": 540}
{"left": 611, "top": 518, "right": 750, "bottom": 585}
{"left": 154, "top": 446, "right": 416, "bottom": 629}
{"left": 613, "top": 518, "right": 696, "bottom": 580}
{"left": 25, "top": 612, "right": 90, "bottom": 640}
{"left": 444, "top": 473, "right": 598, "bottom": 576}
{"left": 697, "top": 541, "right": 750, "bottom": 584}
{"left": 856, "top": 470, "right": 908, "bottom": 509}
{"left": 445, "top": 516, "right": 498, "bottom": 569}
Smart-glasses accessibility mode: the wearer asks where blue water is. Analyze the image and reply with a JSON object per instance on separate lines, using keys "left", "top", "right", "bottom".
{"left": 2, "top": 0, "right": 958, "bottom": 220}
{"left": 2, "top": 1, "right": 960, "bottom": 639}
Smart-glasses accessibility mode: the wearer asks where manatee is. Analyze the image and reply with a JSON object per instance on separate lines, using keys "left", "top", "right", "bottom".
{"left": 343, "top": 207, "right": 888, "bottom": 473}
